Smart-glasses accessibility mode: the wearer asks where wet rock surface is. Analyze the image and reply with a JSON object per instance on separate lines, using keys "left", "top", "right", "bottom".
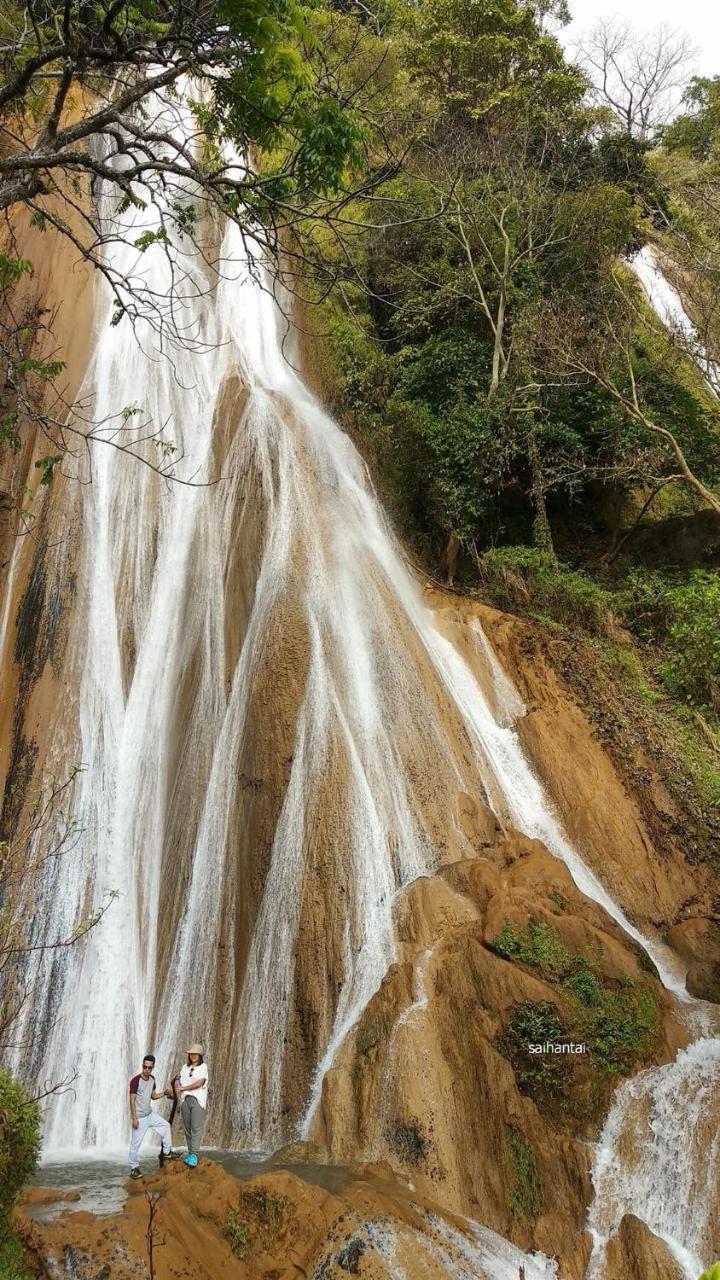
{"left": 17, "top": 1158, "right": 556, "bottom": 1280}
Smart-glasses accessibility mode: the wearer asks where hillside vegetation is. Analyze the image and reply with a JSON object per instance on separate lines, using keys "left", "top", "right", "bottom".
{"left": 297, "top": 0, "right": 720, "bottom": 854}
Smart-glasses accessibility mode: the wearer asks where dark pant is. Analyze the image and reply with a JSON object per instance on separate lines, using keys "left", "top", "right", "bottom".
{"left": 180, "top": 1095, "right": 206, "bottom": 1155}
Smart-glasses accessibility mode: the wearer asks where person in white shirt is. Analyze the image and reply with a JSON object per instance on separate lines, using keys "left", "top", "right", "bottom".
{"left": 174, "top": 1042, "right": 209, "bottom": 1167}
{"left": 127, "top": 1053, "right": 175, "bottom": 1178}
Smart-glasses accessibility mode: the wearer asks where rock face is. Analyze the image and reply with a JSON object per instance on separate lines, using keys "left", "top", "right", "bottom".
{"left": 309, "top": 836, "right": 688, "bottom": 1280}
{"left": 602, "top": 1214, "right": 685, "bottom": 1280}
{"left": 431, "top": 594, "right": 720, "bottom": 939}
{"left": 17, "top": 1159, "right": 557, "bottom": 1280}
{"left": 667, "top": 919, "right": 720, "bottom": 1003}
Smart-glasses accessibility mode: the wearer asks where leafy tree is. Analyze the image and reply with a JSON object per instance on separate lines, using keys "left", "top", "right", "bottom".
{"left": 663, "top": 76, "right": 720, "bottom": 159}
{"left": 321, "top": 0, "right": 672, "bottom": 567}
{"left": 534, "top": 270, "right": 720, "bottom": 516}
{"left": 0, "top": 0, "right": 391, "bottom": 492}
{"left": 0, "top": 1070, "right": 40, "bottom": 1279}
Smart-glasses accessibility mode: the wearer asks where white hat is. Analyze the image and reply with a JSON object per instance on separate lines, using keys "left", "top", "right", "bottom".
{"left": 188, "top": 1043, "right": 204, "bottom": 1055}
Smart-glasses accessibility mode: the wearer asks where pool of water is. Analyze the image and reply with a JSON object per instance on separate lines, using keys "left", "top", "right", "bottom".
{"left": 214, "top": 1151, "right": 351, "bottom": 1195}
{"left": 26, "top": 1150, "right": 351, "bottom": 1222}
{"left": 27, "top": 1159, "right": 130, "bottom": 1221}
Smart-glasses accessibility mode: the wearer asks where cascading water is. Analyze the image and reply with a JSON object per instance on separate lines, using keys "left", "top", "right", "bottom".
{"left": 587, "top": 1036, "right": 720, "bottom": 1279}
{"left": 352, "top": 1213, "right": 559, "bottom": 1279}
{"left": 632, "top": 245, "right": 720, "bottom": 398}
{"left": 4, "top": 90, "right": 717, "bottom": 1275}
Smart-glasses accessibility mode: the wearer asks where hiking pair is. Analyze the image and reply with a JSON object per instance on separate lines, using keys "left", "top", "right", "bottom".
{"left": 128, "top": 1044, "right": 209, "bottom": 1177}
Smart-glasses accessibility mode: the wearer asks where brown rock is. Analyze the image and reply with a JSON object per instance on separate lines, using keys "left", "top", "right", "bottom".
{"left": 603, "top": 1214, "right": 685, "bottom": 1280}
{"left": 686, "top": 961, "right": 720, "bottom": 1003}
{"left": 17, "top": 1157, "right": 554, "bottom": 1280}
{"left": 21, "top": 1186, "right": 81, "bottom": 1206}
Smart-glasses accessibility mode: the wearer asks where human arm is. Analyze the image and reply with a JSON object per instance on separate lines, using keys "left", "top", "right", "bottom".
{"left": 178, "top": 1076, "right": 206, "bottom": 1093}
{"left": 128, "top": 1078, "right": 139, "bottom": 1129}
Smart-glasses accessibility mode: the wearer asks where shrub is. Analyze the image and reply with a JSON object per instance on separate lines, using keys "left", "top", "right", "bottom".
{"left": 0, "top": 1070, "right": 40, "bottom": 1279}
{"left": 223, "top": 1186, "right": 288, "bottom": 1261}
{"left": 498, "top": 1001, "right": 572, "bottom": 1106}
{"left": 616, "top": 569, "right": 676, "bottom": 642}
{"left": 504, "top": 1127, "right": 543, "bottom": 1224}
{"left": 576, "top": 979, "right": 660, "bottom": 1075}
{"left": 224, "top": 1208, "right": 249, "bottom": 1261}
{"left": 492, "top": 918, "right": 574, "bottom": 982}
{"left": 662, "top": 571, "right": 720, "bottom": 713}
{"left": 478, "top": 547, "right": 615, "bottom": 635}
{"left": 492, "top": 920, "right": 661, "bottom": 1084}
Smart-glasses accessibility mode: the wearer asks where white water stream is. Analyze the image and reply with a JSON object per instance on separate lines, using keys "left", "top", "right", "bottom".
{"left": 359, "top": 1213, "right": 559, "bottom": 1280}
{"left": 3, "top": 96, "right": 717, "bottom": 1277}
{"left": 632, "top": 245, "right": 720, "bottom": 398}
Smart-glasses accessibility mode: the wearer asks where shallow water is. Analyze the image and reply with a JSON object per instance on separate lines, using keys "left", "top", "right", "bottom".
{"left": 27, "top": 1159, "right": 129, "bottom": 1221}
{"left": 27, "top": 1150, "right": 351, "bottom": 1223}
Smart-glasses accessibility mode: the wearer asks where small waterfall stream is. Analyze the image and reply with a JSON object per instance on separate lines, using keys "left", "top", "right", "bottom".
{"left": 4, "top": 95, "right": 717, "bottom": 1276}
{"left": 632, "top": 246, "right": 720, "bottom": 398}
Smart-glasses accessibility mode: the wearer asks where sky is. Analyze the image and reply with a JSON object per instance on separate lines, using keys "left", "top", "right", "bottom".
{"left": 561, "top": 0, "right": 720, "bottom": 79}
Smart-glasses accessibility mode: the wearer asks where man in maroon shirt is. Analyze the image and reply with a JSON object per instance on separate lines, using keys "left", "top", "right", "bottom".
{"left": 128, "top": 1053, "right": 174, "bottom": 1178}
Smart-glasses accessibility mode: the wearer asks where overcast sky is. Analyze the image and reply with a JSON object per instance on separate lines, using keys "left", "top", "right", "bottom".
{"left": 561, "top": 0, "right": 720, "bottom": 79}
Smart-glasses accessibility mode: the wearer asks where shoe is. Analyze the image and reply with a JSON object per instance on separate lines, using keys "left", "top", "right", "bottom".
{"left": 158, "top": 1150, "right": 176, "bottom": 1168}
{"left": 183, "top": 1153, "right": 198, "bottom": 1168}
{"left": 130, "top": 1167, "right": 142, "bottom": 1179}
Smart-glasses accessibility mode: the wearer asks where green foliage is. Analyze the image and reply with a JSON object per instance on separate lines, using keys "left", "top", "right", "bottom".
{"left": 223, "top": 1185, "right": 288, "bottom": 1261}
{"left": 593, "top": 134, "right": 670, "bottom": 230}
{"left": 493, "top": 917, "right": 574, "bottom": 980}
{"left": 614, "top": 568, "right": 720, "bottom": 714}
{"left": 16, "top": 357, "right": 65, "bottom": 382}
{"left": 478, "top": 547, "right": 615, "bottom": 634}
{"left": 34, "top": 455, "right": 63, "bottom": 486}
{"left": 133, "top": 229, "right": 170, "bottom": 252}
{"left": 661, "top": 572, "right": 720, "bottom": 713}
{"left": 403, "top": 0, "right": 585, "bottom": 127}
{"left": 0, "top": 412, "right": 20, "bottom": 452}
{"left": 664, "top": 77, "right": 720, "bottom": 159}
{"left": 492, "top": 919, "right": 661, "bottom": 1078}
{"left": 575, "top": 978, "right": 660, "bottom": 1076}
{"left": 2, "top": 0, "right": 366, "bottom": 204}
{"left": 504, "top": 1127, "right": 543, "bottom": 1224}
{"left": 0, "top": 1234, "right": 30, "bottom": 1280}
{"left": 0, "top": 1071, "right": 40, "bottom": 1275}
{"left": 0, "top": 256, "right": 32, "bottom": 289}
{"left": 224, "top": 1208, "right": 250, "bottom": 1261}
{"left": 498, "top": 1000, "right": 571, "bottom": 1105}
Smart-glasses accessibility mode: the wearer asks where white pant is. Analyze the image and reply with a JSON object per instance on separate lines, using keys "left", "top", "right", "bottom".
{"left": 128, "top": 1111, "right": 172, "bottom": 1167}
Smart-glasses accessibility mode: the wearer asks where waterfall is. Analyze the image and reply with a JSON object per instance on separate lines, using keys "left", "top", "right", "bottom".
{"left": 5, "top": 89, "right": 717, "bottom": 1275}
{"left": 587, "top": 1036, "right": 720, "bottom": 1279}
{"left": 355, "top": 1213, "right": 559, "bottom": 1279}
{"left": 632, "top": 245, "right": 720, "bottom": 398}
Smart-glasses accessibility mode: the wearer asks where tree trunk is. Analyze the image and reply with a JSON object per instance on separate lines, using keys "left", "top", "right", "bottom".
{"left": 490, "top": 287, "right": 507, "bottom": 393}
{"left": 527, "top": 426, "right": 556, "bottom": 563}
{"left": 438, "top": 532, "right": 461, "bottom": 586}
